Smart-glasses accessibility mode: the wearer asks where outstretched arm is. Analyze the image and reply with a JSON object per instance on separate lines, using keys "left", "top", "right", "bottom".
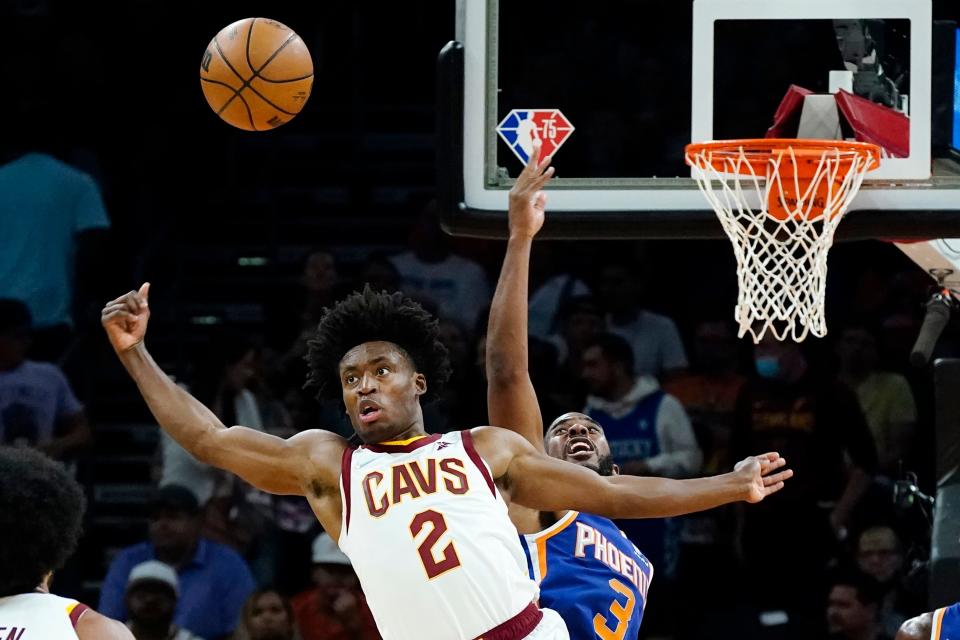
{"left": 102, "top": 284, "right": 341, "bottom": 496}
{"left": 473, "top": 426, "right": 792, "bottom": 518}
{"left": 486, "top": 139, "right": 555, "bottom": 450}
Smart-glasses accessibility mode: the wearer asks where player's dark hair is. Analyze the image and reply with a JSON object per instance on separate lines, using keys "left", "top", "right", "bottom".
{"left": 305, "top": 286, "right": 451, "bottom": 402}
{"left": 0, "top": 446, "right": 86, "bottom": 597}
{"left": 585, "top": 332, "right": 635, "bottom": 376}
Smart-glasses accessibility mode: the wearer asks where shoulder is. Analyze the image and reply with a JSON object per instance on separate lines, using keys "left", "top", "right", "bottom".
{"left": 75, "top": 608, "right": 135, "bottom": 639}
{"left": 469, "top": 426, "right": 533, "bottom": 477}
{"left": 896, "top": 611, "right": 933, "bottom": 640}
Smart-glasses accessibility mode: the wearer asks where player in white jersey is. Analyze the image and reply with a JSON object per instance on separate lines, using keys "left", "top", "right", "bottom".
{"left": 0, "top": 446, "right": 133, "bottom": 639}
{"left": 101, "top": 183, "right": 791, "bottom": 639}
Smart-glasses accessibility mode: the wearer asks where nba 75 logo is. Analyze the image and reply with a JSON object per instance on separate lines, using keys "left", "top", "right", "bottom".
{"left": 496, "top": 109, "right": 574, "bottom": 165}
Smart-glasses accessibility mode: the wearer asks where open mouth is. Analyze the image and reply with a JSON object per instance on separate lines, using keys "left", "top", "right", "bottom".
{"left": 358, "top": 400, "right": 382, "bottom": 424}
{"left": 565, "top": 438, "right": 595, "bottom": 460}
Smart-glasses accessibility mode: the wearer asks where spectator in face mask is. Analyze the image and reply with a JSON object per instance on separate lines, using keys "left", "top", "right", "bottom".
{"left": 732, "top": 336, "right": 878, "bottom": 625}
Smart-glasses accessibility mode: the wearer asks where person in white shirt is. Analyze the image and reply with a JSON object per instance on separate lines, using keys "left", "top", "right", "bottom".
{"left": 0, "top": 445, "right": 132, "bottom": 639}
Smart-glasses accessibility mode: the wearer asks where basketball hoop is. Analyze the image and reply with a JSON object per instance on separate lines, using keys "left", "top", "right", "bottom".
{"left": 685, "top": 138, "right": 881, "bottom": 343}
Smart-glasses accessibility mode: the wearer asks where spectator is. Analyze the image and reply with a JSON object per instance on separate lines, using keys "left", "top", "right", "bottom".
{"left": 291, "top": 534, "right": 379, "bottom": 640}
{"left": 0, "top": 299, "right": 91, "bottom": 461}
{"left": 827, "top": 570, "right": 893, "bottom": 640}
{"left": 596, "top": 259, "right": 688, "bottom": 380}
{"left": 733, "top": 336, "right": 878, "bottom": 619}
{"left": 124, "top": 561, "right": 204, "bottom": 640}
{"left": 856, "top": 525, "right": 924, "bottom": 638}
{"left": 99, "top": 484, "right": 256, "bottom": 640}
{"left": 0, "top": 147, "right": 110, "bottom": 361}
{"left": 234, "top": 589, "right": 302, "bottom": 640}
{"left": 836, "top": 325, "right": 917, "bottom": 476}
{"left": 389, "top": 202, "right": 490, "bottom": 331}
{"left": 582, "top": 332, "right": 701, "bottom": 580}
{"left": 546, "top": 295, "right": 605, "bottom": 408}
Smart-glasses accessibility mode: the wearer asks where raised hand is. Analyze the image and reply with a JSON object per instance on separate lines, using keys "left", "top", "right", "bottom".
{"left": 507, "top": 138, "right": 555, "bottom": 239}
{"left": 735, "top": 452, "right": 794, "bottom": 504}
{"left": 101, "top": 283, "right": 151, "bottom": 353}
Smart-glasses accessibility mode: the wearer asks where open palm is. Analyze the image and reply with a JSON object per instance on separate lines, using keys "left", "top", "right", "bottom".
{"left": 735, "top": 452, "right": 793, "bottom": 503}
{"left": 507, "top": 138, "right": 554, "bottom": 238}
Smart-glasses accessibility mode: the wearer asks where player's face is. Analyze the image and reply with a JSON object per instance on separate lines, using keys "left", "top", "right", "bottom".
{"left": 339, "top": 341, "right": 426, "bottom": 443}
{"left": 545, "top": 413, "right": 615, "bottom": 475}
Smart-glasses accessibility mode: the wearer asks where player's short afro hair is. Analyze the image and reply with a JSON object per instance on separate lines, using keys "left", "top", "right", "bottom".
{"left": 305, "top": 286, "right": 451, "bottom": 403}
{"left": 0, "top": 446, "right": 86, "bottom": 597}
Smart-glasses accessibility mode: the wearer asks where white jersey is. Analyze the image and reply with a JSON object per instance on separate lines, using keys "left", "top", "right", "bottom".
{"left": 0, "top": 592, "right": 90, "bottom": 638}
{"left": 338, "top": 430, "right": 540, "bottom": 640}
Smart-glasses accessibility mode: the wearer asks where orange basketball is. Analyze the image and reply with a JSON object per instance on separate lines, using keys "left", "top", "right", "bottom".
{"left": 200, "top": 18, "right": 313, "bottom": 131}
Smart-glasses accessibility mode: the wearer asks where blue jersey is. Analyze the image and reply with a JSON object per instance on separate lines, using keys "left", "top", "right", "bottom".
{"left": 935, "top": 602, "right": 960, "bottom": 640}
{"left": 521, "top": 511, "right": 653, "bottom": 640}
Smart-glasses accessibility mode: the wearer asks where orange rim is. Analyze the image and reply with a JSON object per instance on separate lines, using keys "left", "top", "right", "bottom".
{"left": 685, "top": 138, "right": 882, "bottom": 177}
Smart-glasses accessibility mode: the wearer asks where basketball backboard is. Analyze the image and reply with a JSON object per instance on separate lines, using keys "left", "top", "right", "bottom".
{"left": 438, "top": 0, "right": 960, "bottom": 240}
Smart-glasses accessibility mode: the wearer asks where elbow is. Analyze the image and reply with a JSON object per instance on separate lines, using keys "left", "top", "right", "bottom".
{"left": 190, "top": 426, "right": 220, "bottom": 465}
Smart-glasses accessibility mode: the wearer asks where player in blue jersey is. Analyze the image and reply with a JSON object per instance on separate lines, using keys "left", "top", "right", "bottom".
{"left": 486, "top": 139, "right": 794, "bottom": 639}
{"left": 897, "top": 602, "right": 960, "bottom": 640}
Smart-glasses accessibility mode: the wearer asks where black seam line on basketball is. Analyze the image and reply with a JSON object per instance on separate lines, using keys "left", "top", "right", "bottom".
{"left": 241, "top": 84, "right": 301, "bottom": 116}
{"left": 244, "top": 17, "right": 258, "bottom": 80}
{"left": 201, "top": 77, "right": 245, "bottom": 116}
{"left": 236, "top": 91, "right": 257, "bottom": 131}
{"left": 253, "top": 33, "right": 299, "bottom": 76}
{"left": 211, "top": 38, "right": 249, "bottom": 115}
{"left": 256, "top": 72, "right": 313, "bottom": 84}
{"left": 213, "top": 36, "right": 249, "bottom": 84}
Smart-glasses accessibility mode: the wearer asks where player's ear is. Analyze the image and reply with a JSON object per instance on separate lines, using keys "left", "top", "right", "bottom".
{"left": 414, "top": 372, "right": 427, "bottom": 397}
{"left": 612, "top": 463, "right": 620, "bottom": 476}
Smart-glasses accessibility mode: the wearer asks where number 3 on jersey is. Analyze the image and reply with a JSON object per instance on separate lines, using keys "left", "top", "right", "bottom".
{"left": 593, "top": 578, "right": 636, "bottom": 640}
{"left": 410, "top": 509, "right": 462, "bottom": 579}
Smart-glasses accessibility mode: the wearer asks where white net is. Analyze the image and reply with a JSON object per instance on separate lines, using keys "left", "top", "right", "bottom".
{"left": 686, "top": 142, "right": 876, "bottom": 343}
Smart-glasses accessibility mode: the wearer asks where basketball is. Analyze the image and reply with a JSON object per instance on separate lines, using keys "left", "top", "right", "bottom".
{"left": 200, "top": 18, "right": 313, "bottom": 131}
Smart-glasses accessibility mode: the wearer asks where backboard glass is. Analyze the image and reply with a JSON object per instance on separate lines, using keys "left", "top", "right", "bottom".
{"left": 439, "top": 0, "right": 960, "bottom": 239}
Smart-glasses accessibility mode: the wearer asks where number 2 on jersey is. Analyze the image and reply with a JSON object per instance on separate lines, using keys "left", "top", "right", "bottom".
{"left": 410, "top": 509, "right": 462, "bottom": 579}
{"left": 593, "top": 578, "right": 636, "bottom": 640}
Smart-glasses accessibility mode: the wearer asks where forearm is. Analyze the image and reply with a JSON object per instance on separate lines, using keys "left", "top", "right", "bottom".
{"left": 117, "top": 343, "right": 225, "bottom": 462}
{"left": 486, "top": 234, "right": 533, "bottom": 383}
{"left": 604, "top": 472, "right": 746, "bottom": 519}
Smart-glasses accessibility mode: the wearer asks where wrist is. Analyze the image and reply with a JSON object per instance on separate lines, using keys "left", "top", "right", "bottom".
{"left": 729, "top": 469, "right": 753, "bottom": 502}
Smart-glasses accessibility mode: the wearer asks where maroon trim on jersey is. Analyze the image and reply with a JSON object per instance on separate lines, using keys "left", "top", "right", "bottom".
{"left": 461, "top": 429, "right": 496, "bottom": 497}
{"left": 362, "top": 433, "right": 442, "bottom": 453}
{"left": 69, "top": 602, "right": 90, "bottom": 628}
{"left": 341, "top": 446, "right": 355, "bottom": 533}
{"left": 473, "top": 602, "right": 543, "bottom": 640}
